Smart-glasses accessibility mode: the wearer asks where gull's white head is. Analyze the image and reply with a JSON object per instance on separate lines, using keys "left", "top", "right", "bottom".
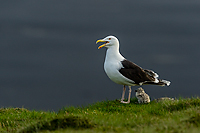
{"left": 96, "top": 35, "right": 119, "bottom": 49}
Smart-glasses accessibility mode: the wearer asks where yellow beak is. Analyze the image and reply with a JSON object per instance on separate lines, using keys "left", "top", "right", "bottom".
{"left": 96, "top": 39, "right": 108, "bottom": 49}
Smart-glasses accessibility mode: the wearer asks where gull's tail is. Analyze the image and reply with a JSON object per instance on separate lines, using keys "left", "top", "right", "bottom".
{"left": 161, "top": 79, "right": 171, "bottom": 86}
{"left": 144, "top": 79, "right": 171, "bottom": 86}
{"left": 144, "top": 69, "right": 171, "bottom": 86}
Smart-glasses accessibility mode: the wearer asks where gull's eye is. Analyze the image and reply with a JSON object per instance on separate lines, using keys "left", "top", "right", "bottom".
{"left": 108, "top": 38, "right": 111, "bottom": 40}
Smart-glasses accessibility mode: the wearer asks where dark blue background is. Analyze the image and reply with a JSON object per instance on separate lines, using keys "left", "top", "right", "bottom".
{"left": 0, "top": 0, "right": 200, "bottom": 111}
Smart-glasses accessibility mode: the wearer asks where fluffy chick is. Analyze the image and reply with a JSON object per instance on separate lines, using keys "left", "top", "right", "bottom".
{"left": 135, "top": 87, "right": 150, "bottom": 104}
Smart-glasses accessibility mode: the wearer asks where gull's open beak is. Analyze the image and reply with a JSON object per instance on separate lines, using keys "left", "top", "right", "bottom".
{"left": 96, "top": 39, "right": 109, "bottom": 49}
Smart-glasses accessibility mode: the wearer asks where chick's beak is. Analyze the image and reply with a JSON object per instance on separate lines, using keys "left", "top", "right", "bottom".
{"left": 96, "top": 39, "right": 109, "bottom": 49}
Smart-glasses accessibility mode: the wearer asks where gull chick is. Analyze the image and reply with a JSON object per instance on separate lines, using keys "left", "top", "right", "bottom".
{"left": 135, "top": 87, "right": 150, "bottom": 104}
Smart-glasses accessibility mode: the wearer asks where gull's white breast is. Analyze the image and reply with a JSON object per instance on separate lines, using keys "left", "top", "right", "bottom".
{"left": 103, "top": 49, "right": 135, "bottom": 86}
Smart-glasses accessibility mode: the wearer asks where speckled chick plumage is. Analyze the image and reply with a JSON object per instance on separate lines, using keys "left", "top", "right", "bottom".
{"left": 135, "top": 87, "right": 150, "bottom": 104}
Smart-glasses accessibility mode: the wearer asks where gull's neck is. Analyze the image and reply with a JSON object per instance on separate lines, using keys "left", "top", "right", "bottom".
{"left": 105, "top": 45, "right": 125, "bottom": 62}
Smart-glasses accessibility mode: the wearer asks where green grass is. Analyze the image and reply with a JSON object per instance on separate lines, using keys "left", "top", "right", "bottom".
{"left": 1, "top": 97, "right": 200, "bottom": 132}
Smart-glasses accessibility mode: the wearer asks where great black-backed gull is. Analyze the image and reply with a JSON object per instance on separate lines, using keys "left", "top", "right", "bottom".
{"left": 96, "top": 35, "right": 171, "bottom": 103}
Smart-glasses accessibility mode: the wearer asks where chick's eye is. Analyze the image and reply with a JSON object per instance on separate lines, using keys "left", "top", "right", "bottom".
{"left": 108, "top": 38, "right": 111, "bottom": 40}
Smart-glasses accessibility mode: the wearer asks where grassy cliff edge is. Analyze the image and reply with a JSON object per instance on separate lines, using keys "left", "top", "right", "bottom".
{"left": 1, "top": 97, "right": 200, "bottom": 132}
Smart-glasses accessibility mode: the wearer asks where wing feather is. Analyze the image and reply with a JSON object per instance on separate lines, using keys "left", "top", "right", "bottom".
{"left": 119, "top": 60, "right": 156, "bottom": 85}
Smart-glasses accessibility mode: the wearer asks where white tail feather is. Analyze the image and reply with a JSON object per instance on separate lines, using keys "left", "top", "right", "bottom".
{"left": 162, "top": 80, "right": 171, "bottom": 86}
{"left": 154, "top": 78, "right": 159, "bottom": 83}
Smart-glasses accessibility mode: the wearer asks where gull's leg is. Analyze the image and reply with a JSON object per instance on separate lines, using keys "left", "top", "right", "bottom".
{"left": 127, "top": 86, "right": 132, "bottom": 103}
{"left": 121, "top": 85, "right": 126, "bottom": 102}
{"left": 121, "top": 86, "right": 132, "bottom": 104}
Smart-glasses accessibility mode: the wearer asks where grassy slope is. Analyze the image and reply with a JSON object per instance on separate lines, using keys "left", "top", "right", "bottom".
{"left": 1, "top": 98, "right": 200, "bottom": 132}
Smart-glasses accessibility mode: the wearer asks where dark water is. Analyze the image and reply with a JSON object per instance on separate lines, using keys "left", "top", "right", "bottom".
{"left": 0, "top": 1, "right": 200, "bottom": 111}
